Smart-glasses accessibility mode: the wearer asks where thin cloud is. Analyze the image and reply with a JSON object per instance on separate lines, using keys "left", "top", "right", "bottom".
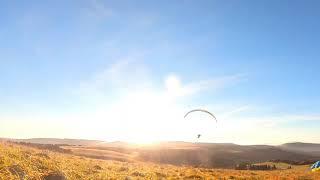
{"left": 282, "top": 115, "right": 320, "bottom": 121}
{"left": 79, "top": 55, "right": 246, "bottom": 99}
{"left": 87, "top": 0, "right": 114, "bottom": 19}
{"left": 219, "top": 105, "right": 251, "bottom": 119}
{"left": 77, "top": 54, "right": 150, "bottom": 97}
{"left": 165, "top": 73, "right": 246, "bottom": 98}
{"left": 228, "top": 114, "right": 320, "bottom": 128}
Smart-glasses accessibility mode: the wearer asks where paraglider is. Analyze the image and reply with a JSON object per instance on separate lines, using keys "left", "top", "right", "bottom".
{"left": 184, "top": 109, "right": 217, "bottom": 139}
{"left": 311, "top": 161, "right": 320, "bottom": 172}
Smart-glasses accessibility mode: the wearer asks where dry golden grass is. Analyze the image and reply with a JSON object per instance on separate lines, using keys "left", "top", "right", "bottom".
{"left": 0, "top": 142, "right": 319, "bottom": 179}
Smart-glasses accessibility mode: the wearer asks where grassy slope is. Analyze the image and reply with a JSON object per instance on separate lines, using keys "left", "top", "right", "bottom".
{"left": 0, "top": 142, "right": 319, "bottom": 180}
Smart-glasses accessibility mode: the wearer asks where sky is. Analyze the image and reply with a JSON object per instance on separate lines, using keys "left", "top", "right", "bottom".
{"left": 0, "top": 0, "right": 320, "bottom": 145}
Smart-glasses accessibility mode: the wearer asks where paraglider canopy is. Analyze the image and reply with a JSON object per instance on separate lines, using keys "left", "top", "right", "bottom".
{"left": 184, "top": 109, "right": 217, "bottom": 122}
{"left": 311, "top": 161, "right": 320, "bottom": 172}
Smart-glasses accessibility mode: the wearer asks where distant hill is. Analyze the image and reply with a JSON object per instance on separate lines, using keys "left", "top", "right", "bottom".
{"left": 279, "top": 142, "right": 320, "bottom": 156}
{"left": 8, "top": 138, "right": 103, "bottom": 146}
{"left": 137, "top": 142, "right": 317, "bottom": 168}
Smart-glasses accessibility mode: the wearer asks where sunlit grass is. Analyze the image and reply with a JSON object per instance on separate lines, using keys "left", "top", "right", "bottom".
{"left": 0, "top": 142, "right": 319, "bottom": 179}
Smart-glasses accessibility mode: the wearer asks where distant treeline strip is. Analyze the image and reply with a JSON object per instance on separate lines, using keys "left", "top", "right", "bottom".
{"left": 270, "top": 159, "right": 317, "bottom": 165}
{"left": 235, "top": 163, "right": 277, "bottom": 171}
{"left": 10, "top": 141, "right": 72, "bottom": 153}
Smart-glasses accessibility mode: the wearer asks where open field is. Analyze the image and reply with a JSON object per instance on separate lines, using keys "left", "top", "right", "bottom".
{"left": 0, "top": 142, "right": 320, "bottom": 179}
{"left": 60, "top": 141, "right": 319, "bottom": 169}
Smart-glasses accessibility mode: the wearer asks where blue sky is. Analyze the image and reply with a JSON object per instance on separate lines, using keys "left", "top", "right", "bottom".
{"left": 0, "top": 0, "right": 319, "bottom": 144}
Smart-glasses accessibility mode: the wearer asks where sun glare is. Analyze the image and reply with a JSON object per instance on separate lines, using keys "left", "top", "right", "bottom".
{"left": 96, "top": 88, "right": 187, "bottom": 144}
{"left": 165, "top": 75, "right": 182, "bottom": 97}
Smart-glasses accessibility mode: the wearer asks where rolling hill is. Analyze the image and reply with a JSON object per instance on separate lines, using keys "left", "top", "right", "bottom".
{"left": 126, "top": 142, "right": 319, "bottom": 168}
{"left": 6, "top": 138, "right": 103, "bottom": 146}
{"left": 279, "top": 142, "right": 320, "bottom": 156}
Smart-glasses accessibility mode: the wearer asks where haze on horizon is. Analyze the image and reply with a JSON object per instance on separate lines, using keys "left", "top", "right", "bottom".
{"left": 1, "top": 0, "right": 320, "bottom": 145}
